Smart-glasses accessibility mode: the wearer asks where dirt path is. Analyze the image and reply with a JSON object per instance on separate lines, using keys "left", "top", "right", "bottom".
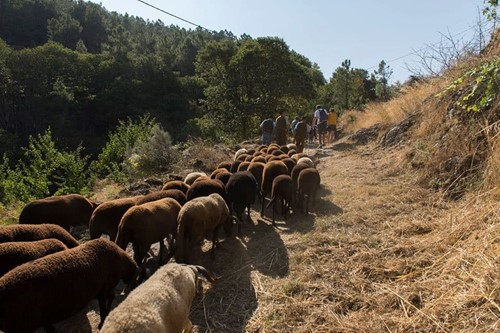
{"left": 47, "top": 138, "right": 479, "bottom": 332}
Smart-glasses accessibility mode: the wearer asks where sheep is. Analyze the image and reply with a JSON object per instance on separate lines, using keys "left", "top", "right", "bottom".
{"left": 175, "top": 193, "right": 234, "bottom": 264}
{"left": 247, "top": 162, "right": 265, "bottom": 198}
{"left": 18, "top": 194, "right": 99, "bottom": 231}
{"left": 184, "top": 172, "right": 207, "bottom": 185}
{"left": 251, "top": 155, "right": 266, "bottom": 163}
{"left": 0, "top": 238, "right": 138, "bottom": 332}
{"left": 244, "top": 154, "right": 254, "bottom": 162}
{"left": 267, "top": 155, "right": 282, "bottom": 162}
{"left": 291, "top": 152, "right": 309, "bottom": 161}
{"left": 214, "top": 171, "right": 232, "bottom": 186}
{"left": 0, "top": 224, "right": 79, "bottom": 248}
{"left": 257, "top": 144, "right": 267, "bottom": 152}
{"left": 0, "top": 239, "right": 68, "bottom": 277}
{"left": 186, "top": 178, "right": 227, "bottom": 203}
{"left": 266, "top": 174, "right": 294, "bottom": 226}
{"left": 287, "top": 149, "right": 297, "bottom": 157}
{"left": 237, "top": 161, "right": 251, "bottom": 172}
{"left": 230, "top": 160, "right": 242, "bottom": 173}
{"left": 161, "top": 180, "right": 190, "bottom": 195}
{"left": 290, "top": 163, "right": 312, "bottom": 206}
{"left": 281, "top": 157, "right": 297, "bottom": 175}
{"left": 246, "top": 148, "right": 256, "bottom": 155}
{"left": 297, "top": 156, "right": 315, "bottom": 168}
{"left": 279, "top": 145, "right": 289, "bottom": 154}
{"left": 234, "top": 148, "right": 248, "bottom": 161}
{"left": 210, "top": 167, "right": 231, "bottom": 179}
{"left": 287, "top": 143, "right": 297, "bottom": 151}
{"left": 271, "top": 149, "right": 285, "bottom": 156}
{"left": 297, "top": 168, "right": 321, "bottom": 214}
{"left": 136, "top": 189, "right": 187, "bottom": 206}
{"left": 216, "top": 161, "right": 232, "bottom": 172}
{"left": 260, "top": 161, "right": 288, "bottom": 217}
{"left": 115, "top": 198, "right": 182, "bottom": 268}
{"left": 89, "top": 195, "right": 144, "bottom": 241}
{"left": 225, "top": 171, "right": 258, "bottom": 235}
{"left": 236, "top": 153, "right": 250, "bottom": 162}
{"left": 100, "top": 263, "right": 217, "bottom": 333}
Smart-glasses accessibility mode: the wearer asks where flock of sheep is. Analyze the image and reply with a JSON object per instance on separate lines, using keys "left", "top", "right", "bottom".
{"left": 0, "top": 142, "right": 321, "bottom": 333}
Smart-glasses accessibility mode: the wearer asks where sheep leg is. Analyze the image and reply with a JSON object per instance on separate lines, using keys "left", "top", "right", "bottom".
{"left": 158, "top": 239, "right": 166, "bottom": 266}
{"left": 260, "top": 193, "right": 265, "bottom": 217}
{"left": 271, "top": 200, "right": 276, "bottom": 226}
{"left": 97, "top": 291, "right": 114, "bottom": 329}
{"left": 305, "top": 194, "right": 310, "bottom": 215}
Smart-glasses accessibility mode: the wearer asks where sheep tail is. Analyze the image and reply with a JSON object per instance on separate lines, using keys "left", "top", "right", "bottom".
{"left": 192, "top": 265, "right": 220, "bottom": 283}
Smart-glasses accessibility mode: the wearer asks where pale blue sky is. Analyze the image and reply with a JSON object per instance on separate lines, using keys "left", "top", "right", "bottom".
{"left": 90, "top": 0, "right": 491, "bottom": 83}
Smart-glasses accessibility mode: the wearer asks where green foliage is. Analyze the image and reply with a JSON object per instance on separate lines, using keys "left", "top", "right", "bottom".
{"left": 125, "top": 124, "right": 180, "bottom": 178}
{"left": 439, "top": 59, "right": 500, "bottom": 113}
{"left": 0, "top": 128, "right": 90, "bottom": 204}
{"left": 89, "top": 115, "right": 156, "bottom": 182}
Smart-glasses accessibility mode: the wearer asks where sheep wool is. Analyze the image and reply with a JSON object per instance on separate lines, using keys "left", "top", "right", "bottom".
{"left": 101, "top": 263, "right": 215, "bottom": 333}
{"left": 0, "top": 223, "right": 80, "bottom": 248}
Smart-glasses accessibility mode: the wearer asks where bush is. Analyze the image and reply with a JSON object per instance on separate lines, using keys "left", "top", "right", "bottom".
{"left": 0, "top": 129, "right": 90, "bottom": 204}
{"left": 89, "top": 115, "right": 156, "bottom": 182}
{"left": 125, "top": 124, "right": 180, "bottom": 178}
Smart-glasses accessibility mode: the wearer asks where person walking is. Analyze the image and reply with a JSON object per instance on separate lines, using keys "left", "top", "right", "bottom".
{"left": 326, "top": 107, "right": 338, "bottom": 144}
{"left": 275, "top": 110, "right": 288, "bottom": 146}
{"left": 312, "top": 105, "right": 328, "bottom": 147}
{"left": 294, "top": 116, "right": 308, "bottom": 153}
{"left": 259, "top": 115, "right": 274, "bottom": 145}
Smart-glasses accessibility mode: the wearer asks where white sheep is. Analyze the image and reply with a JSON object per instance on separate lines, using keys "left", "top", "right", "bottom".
{"left": 100, "top": 263, "right": 216, "bottom": 333}
{"left": 183, "top": 172, "right": 207, "bottom": 185}
{"left": 297, "top": 157, "right": 314, "bottom": 168}
{"left": 233, "top": 148, "right": 248, "bottom": 161}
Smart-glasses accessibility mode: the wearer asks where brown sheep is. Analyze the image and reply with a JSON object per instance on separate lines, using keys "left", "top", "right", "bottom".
{"left": 186, "top": 178, "right": 227, "bottom": 203}
{"left": 0, "top": 238, "right": 138, "bottom": 332}
{"left": 0, "top": 239, "right": 68, "bottom": 277}
{"left": 279, "top": 145, "right": 289, "bottom": 154}
{"left": 230, "top": 160, "right": 242, "bottom": 173}
{"left": 237, "top": 161, "right": 251, "bottom": 172}
{"left": 260, "top": 161, "right": 288, "bottom": 217}
{"left": 266, "top": 175, "right": 294, "bottom": 226}
{"left": 297, "top": 168, "right": 321, "bottom": 214}
{"left": 18, "top": 194, "right": 99, "bottom": 231}
{"left": 210, "top": 167, "right": 231, "bottom": 179}
{"left": 247, "top": 162, "right": 265, "bottom": 198}
{"left": 0, "top": 224, "right": 79, "bottom": 248}
{"left": 135, "top": 189, "right": 187, "bottom": 206}
{"left": 244, "top": 154, "right": 254, "bottom": 162}
{"left": 89, "top": 195, "right": 144, "bottom": 241}
{"left": 236, "top": 153, "right": 250, "bottom": 162}
{"left": 115, "top": 198, "right": 181, "bottom": 268}
{"left": 281, "top": 157, "right": 297, "bottom": 175}
{"left": 216, "top": 161, "right": 232, "bottom": 172}
{"left": 251, "top": 155, "right": 266, "bottom": 163}
{"left": 290, "top": 163, "right": 312, "bottom": 206}
{"left": 161, "top": 180, "right": 190, "bottom": 194}
{"left": 175, "top": 193, "right": 234, "bottom": 264}
{"left": 214, "top": 171, "right": 232, "bottom": 186}
{"left": 288, "top": 149, "right": 297, "bottom": 157}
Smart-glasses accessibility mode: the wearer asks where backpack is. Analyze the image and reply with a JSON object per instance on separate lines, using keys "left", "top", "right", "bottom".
{"left": 318, "top": 108, "right": 328, "bottom": 122}
{"left": 262, "top": 119, "right": 274, "bottom": 133}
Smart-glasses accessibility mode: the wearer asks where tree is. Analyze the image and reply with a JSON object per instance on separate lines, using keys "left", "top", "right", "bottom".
{"left": 374, "top": 60, "right": 393, "bottom": 101}
{"left": 48, "top": 13, "right": 83, "bottom": 49}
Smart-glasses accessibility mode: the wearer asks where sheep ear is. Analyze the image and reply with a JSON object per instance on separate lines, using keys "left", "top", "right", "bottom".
{"left": 193, "top": 265, "right": 220, "bottom": 283}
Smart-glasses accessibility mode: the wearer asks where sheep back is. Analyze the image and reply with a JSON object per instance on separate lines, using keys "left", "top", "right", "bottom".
{"left": 18, "top": 194, "right": 98, "bottom": 230}
{"left": 214, "top": 172, "right": 232, "bottom": 186}
{"left": 0, "top": 239, "right": 137, "bottom": 333}
{"left": 161, "top": 180, "right": 190, "bottom": 195}
{"left": 184, "top": 172, "right": 207, "bottom": 185}
{"left": 100, "top": 263, "right": 214, "bottom": 333}
{"left": 175, "top": 193, "right": 232, "bottom": 264}
{"left": 0, "top": 239, "right": 68, "bottom": 277}
{"left": 89, "top": 195, "right": 143, "bottom": 240}
{"left": 186, "top": 178, "right": 227, "bottom": 203}
{"left": 226, "top": 171, "right": 258, "bottom": 227}
{"left": 0, "top": 224, "right": 79, "bottom": 248}
{"left": 135, "top": 189, "right": 187, "bottom": 206}
{"left": 115, "top": 198, "right": 181, "bottom": 265}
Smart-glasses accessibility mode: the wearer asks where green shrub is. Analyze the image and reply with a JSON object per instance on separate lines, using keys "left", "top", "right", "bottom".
{"left": 89, "top": 115, "right": 156, "bottom": 182}
{"left": 125, "top": 124, "right": 180, "bottom": 178}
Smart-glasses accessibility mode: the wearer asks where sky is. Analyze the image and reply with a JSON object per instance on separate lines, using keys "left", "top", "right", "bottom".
{"left": 89, "top": 0, "right": 492, "bottom": 83}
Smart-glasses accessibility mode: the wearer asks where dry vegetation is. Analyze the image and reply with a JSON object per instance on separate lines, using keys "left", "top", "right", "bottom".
{"left": 9, "top": 33, "right": 500, "bottom": 333}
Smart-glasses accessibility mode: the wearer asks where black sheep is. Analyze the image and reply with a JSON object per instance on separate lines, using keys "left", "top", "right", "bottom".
{"left": 225, "top": 171, "right": 258, "bottom": 235}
